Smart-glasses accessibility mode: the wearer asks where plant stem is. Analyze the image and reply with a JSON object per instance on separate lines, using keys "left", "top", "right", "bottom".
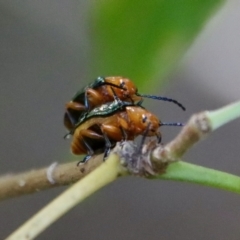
{"left": 207, "top": 101, "right": 240, "bottom": 130}
{"left": 0, "top": 156, "right": 103, "bottom": 201}
{"left": 160, "top": 161, "right": 240, "bottom": 194}
{"left": 6, "top": 153, "right": 121, "bottom": 240}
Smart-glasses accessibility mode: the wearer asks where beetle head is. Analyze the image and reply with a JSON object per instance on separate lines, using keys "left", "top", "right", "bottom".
{"left": 105, "top": 76, "right": 138, "bottom": 99}
{"left": 126, "top": 107, "right": 159, "bottom": 135}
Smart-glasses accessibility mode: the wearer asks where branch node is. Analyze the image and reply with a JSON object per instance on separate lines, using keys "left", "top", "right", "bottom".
{"left": 113, "top": 140, "right": 166, "bottom": 177}
{"left": 18, "top": 179, "right": 26, "bottom": 187}
{"left": 193, "top": 112, "right": 212, "bottom": 135}
{"left": 46, "top": 162, "right": 58, "bottom": 185}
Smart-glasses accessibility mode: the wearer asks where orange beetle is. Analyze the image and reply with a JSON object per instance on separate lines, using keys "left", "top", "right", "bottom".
{"left": 64, "top": 76, "right": 185, "bottom": 131}
{"left": 71, "top": 105, "right": 183, "bottom": 163}
{"left": 64, "top": 76, "right": 140, "bottom": 131}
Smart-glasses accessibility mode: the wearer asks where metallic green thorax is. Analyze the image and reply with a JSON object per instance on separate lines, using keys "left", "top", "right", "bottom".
{"left": 74, "top": 99, "right": 143, "bottom": 128}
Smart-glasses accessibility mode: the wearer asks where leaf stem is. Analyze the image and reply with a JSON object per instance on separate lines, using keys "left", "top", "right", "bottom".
{"left": 5, "top": 153, "right": 121, "bottom": 240}
{"left": 207, "top": 101, "right": 240, "bottom": 130}
{"left": 159, "top": 161, "right": 240, "bottom": 194}
{"left": 0, "top": 156, "right": 103, "bottom": 201}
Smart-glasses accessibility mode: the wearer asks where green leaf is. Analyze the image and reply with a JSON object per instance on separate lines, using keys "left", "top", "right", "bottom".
{"left": 90, "top": 0, "right": 224, "bottom": 89}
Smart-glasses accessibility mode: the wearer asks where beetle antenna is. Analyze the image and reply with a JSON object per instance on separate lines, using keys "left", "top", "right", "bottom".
{"left": 159, "top": 122, "right": 185, "bottom": 127}
{"left": 110, "top": 86, "right": 124, "bottom": 108}
{"left": 138, "top": 122, "right": 151, "bottom": 153}
{"left": 137, "top": 93, "right": 186, "bottom": 111}
{"left": 110, "top": 86, "right": 118, "bottom": 100}
{"left": 106, "top": 82, "right": 127, "bottom": 90}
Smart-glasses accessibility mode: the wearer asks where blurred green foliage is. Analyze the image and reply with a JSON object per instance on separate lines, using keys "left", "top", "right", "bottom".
{"left": 91, "top": 0, "right": 223, "bottom": 89}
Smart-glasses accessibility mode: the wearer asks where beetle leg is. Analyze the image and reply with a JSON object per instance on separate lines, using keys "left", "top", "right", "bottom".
{"left": 118, "top": 118, "right": 128, "bottom": 140}
{"left": 156, "top": 131, "right": 162, "bottom": 143}
{"left": 64, "top": 112, "right": 75, "bottom": 131}
{"left": 75, "top": 129, "right": 105, "bottom": 164}
{"left": 80, "top": 129, "right": 104, "bottom": 140}
{"left": 64, "top": 101, "right": 87, "bottom": 129}
{"left": 110, "top": 87, "right": 125, "bottom": 108}
{"left": 78, "top": 155, "right": 92, "bottom": 165}
{"left": 119, "top": 117, "right": 132, "bottom": 141}
{"left": 137, "top": 123, "right": 150, "bottom": 153}
{"left": 102, "top": 116, "right": 131, "bottom": 142}
{"left": 100, "top": 124, "right": 122, "bottom": 141}
{"left": 84, "top": 89, "right": 90, "bottom": 110}
{"left": 95, "top": 124, "right": 116, "bottom": 160}
{"left": 71, "top": 137, "right": 86, "bottom": 155}
{"left": 76, "top": 138, "right": 93, "bottom": 165}
{"left": 110, "top": 86, "right": 118, "bottom": 101}
{"left": 104, "top": 79, "right": 126, "bottom": 90}
{"left": 80, "top": 129, "right": 105, "bottom": 151}
{"left": 85, "top": 88, "right": 104, "bottom": 110}
{"left": 82, "top": 138, "right": 94, "bottom": 153}
{"left": 66, "top": 101, "right": 86, "bottom": 111}
{"left": 120, "top": 127, "right": 128, "bottom": 141}
{"left": 102, "top": 133, "right": 112, "bottom": 160}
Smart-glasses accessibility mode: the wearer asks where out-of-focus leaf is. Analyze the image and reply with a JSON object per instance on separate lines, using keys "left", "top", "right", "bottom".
{"left": 90, "top": 0, "right": 224, "bottom": 89}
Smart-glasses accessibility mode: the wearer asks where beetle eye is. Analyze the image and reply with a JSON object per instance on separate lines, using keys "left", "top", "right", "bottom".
{"left": 142, "top": 115, "right": 147, "bottom": 123}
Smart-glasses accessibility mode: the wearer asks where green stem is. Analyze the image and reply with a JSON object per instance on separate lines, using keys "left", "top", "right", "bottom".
{"left": 6, "top": 154, "right": 121, "bottom": 240}
{"left": 207, "top": 101, "right": 240, "bottom": 130}
{"left": 159, "top": 161, "right": 240, "bottom": 194}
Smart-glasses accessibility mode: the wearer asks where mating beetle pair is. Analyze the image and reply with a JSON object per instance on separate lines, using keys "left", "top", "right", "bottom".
{"left": 64, "top": 76, "right": 185, "bottom": 163}
{"left": 64, "top": 76, "right": 185, "bottom": 132}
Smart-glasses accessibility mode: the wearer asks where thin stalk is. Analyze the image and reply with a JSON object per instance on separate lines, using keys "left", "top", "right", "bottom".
{"left": 160, "top": 161, "right": 240, "bottom": 194}
{"left": 6, "top": 154, "right": 121, "bottom": 240}
{"left": 207, "top": 101, "right": 240, "bottom": 130}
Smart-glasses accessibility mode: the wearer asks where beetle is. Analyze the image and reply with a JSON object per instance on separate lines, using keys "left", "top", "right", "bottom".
{"left": 71, "top": 104, "right": 183, "bottom": 163}
{"left": 64, "top": 76, "right": 186, "bottom": 131}
{"left": 64, "top": 76, "right": 136, "bottom": 131}
{"left": 75, "top": 97, "right": 143, "bottom": 128}
{"left": 65, "top": 94, "right": 143, "bottom": 138}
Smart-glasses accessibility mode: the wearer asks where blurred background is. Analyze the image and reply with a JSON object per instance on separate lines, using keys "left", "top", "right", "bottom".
{"left": 0, "top": 1, "right": 240, "bottom": 239}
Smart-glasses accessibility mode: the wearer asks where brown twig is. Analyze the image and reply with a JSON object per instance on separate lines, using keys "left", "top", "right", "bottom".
{"left": 114, "top": 111, "right": 213, "bottom": 176}
{"left": 5, "top": 153, "right": 122, "bottom": 240}
{"left": 0, "top": 111, "right": 213, "bottom": 201}
{"left": 151, "top": 111, "right": 212, "bottom": 163}
{"left": 5, "top": 104, "right": 240, "bottom": 239}
{"left": 0, "top": 155, "right": 103, "bottom": 201}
